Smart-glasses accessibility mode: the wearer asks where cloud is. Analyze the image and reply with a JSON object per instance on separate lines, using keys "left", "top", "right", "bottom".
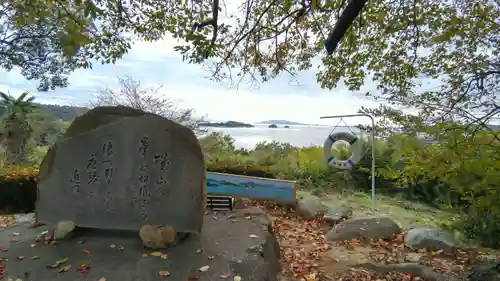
{"left": 0, "top": 19, "right": 382, "bottom": 125}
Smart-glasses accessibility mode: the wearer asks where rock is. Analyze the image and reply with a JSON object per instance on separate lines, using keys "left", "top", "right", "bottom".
{"left": 233, "top": 197, "right": 251, "bottom": 209}
{"left": 36, "top": 106, "right": 206, "bottom": 234}
{"left": 297, "top": 196, "right": 328, "bottom": 220}
{"left": 357, "top": 262, "right": 461, "bottom": 281}
{"left": 322, "top": 205, "right": 353, "bottom": 225}
{"left": 139, "top": 225, "right": 184, "bottom": 249}
{"left": 53, "top": 221, "right": 76, "bottom": 240}
{"left": 325, "top": 216, "right": 402, "bottom": 242}
{"left": 405, "top": 227, "right": 456, "bottom": 251}
{"left": 469, "top": 261, "right": 500, "bottom": 281}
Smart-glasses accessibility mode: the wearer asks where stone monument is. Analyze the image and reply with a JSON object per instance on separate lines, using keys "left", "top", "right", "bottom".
{"left": 36, "top": 106, "right": 206, "bottom": 236}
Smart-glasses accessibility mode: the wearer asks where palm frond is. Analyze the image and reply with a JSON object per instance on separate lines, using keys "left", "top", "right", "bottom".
{"left": 0, "top": 92, "right": 12, "bottom": 102}
{"left": 16, "top": 92, "right": 29, "bottom": 102}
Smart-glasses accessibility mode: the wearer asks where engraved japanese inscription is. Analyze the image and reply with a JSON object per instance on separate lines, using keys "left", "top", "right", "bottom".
{"left": 36, "top": 110, "right": 206, "bottom": 233}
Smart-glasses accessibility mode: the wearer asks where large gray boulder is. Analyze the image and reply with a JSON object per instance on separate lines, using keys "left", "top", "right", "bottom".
{"left": 326, "top": 216, "right": 402, "bottom": 242}
{"left": 469, "top": 261, "right": 500, "bottom": 281}
{"left": 36, "top": 106, "right": 206, "bottom": 235}
{"left": 404, "top": 227, "right": 456, "bottom": 251}
{"left": 322, "top": 205, "right": 353, "bottom": 225}
{"left": 296, "top": 196, "right": 328, "bottom": 220}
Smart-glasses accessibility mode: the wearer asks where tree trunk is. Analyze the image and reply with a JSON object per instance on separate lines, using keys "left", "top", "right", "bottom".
{"left": 4, "top": 118, "right": 28, "bottom": 165}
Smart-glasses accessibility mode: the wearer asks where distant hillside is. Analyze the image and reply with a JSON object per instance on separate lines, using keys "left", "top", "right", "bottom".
{"left": 257, "top": 120, "right": 307, "bottom": 125}
{"left": 199, "top": 120, "right": 254, "bottom": 128}
{"left": 36, "top": 103, "right": 89, "bottom": 122}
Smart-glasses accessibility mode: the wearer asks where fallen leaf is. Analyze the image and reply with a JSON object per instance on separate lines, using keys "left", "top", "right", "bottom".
{"left": 58, "top": 265, "right": 71, "bottom": 273}
{"left": 9, "top": 238, "right": 19, "bottom": 243}
{"left": 159, "top": 270, "right": 171, "bottom": 276}
{"left": 78, "top": 268, "right": 89, "bottom": 274}
{"left": 29, "top": 244, "right": 36, "bottom": 248}
{"left": 196, "top": 248, "right": 203, "bottom": 254}
{"left": 76, "top": 241, "right": 84, "bottom": 244}
{"left": 150, "top": 252, "right": 163, "bottom": 257}
{"left": 0, "top": 248, "right": 8, "bottom": 252}
{"left": 108, "top": 244, "right": 116, "bottom": 249}
{"left": 118, "top": 245, "right": 125, "bottom": 251}
{"left": 12, "top": 232, "right": 19, "bottom": 236}
{"left": 81, "top": 249, "right": 91, "bottom": 255}
{"left": 234, "top": 276, "right": 242, "bottom": 281}
{"left": 249, "top": 234, "right": 258, "bottom": 238}
{"left": 30, "top": 256, "right": 40, "bottom": 260}
{"left": 98, "top": 278, "right": 106, "bottom": 281}
{"left": 79, "top": 262, "right": 91, "bottom": 268}
{"left": 142, "top": 253, "right": 148, "bottom": 257}
{"left": 199, "top": 265, "right": 210, "bottom": 272}
{"left": 187, "top": 276, "right": 200, "bottom": 280}
{"left": 77, "top": 262, "right": 91, "bottom": 274}
{"left": 208, "top": 256, "right": 215, "bottom": 260}
{"left": 220, "top": 273, "right": 231, "bottom": 279}
{"left": 0, "top": 258, "right": 8, "bottom": 262}
{"left": 17, "top": 256, "right": 25, "bottom": 260}
{"left": 47, "top": 257, "right": 69, "bottom": 269}
{"left": 160, "top": 254, "right": 168, "bottom": 259}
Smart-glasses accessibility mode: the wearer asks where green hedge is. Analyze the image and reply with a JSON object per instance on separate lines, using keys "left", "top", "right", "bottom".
{"left": 206, "top": 163, "right": 276, "bottom": 178}
{"left": 0, "top": 164, "right": 275, "bottom": 214}
{"left": 0, "top": 166, "right": 38, "bottom": 213}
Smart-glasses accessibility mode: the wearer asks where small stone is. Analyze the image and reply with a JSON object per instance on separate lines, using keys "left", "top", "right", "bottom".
{"left": 54, "top": 221, "right": 76, "bottom": 240}
{"left": 139, "top": 225, "right": 178, "bottom": 249}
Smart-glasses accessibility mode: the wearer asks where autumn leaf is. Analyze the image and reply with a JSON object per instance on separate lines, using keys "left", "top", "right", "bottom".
{"left": 199, "top": 265, "right": 210, "bottom": 272}
{"left": 150, "top": 252, "right": 163, "bottom": 257}
{"left": 58, "top": 265, "right": 71, "bottom": 273}
{"left": 220, "top": 273, "right": 231, "bottom": 279}
{"left": 159, "top": 270, "right": 170, "bottom": 276}
{"left": 81, "top": 249, "right": 91, "bottom": 255}
{"left": 160, "top": 254, "right": 168, "bottom": 259}
{"left": 47, "top": 257, "right": 69, "bottom": 269}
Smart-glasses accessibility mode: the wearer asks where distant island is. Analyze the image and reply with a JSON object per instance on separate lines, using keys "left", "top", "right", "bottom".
{"left": 199, "top": 121, "right": 254, "bottom": 128}
{"left": 268, "top": 124, "right": 278, "bottom": 128}
{"left": 257, "top": 120, "right": 308, "bottom": 125}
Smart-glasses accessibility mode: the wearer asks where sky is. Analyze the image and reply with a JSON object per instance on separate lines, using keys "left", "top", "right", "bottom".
{"left": 0, "top": 0, "right": 385, "bottom": 126}
{"left": 0, "top": 35, "right": 383, "bottom": 126}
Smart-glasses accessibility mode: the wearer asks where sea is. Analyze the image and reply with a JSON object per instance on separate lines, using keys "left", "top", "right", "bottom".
{"left": 203, "top": 125, "right": 364, "bottom": 150}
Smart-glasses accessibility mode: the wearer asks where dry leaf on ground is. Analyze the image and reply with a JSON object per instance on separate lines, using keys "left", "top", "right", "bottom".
{"left": 47, "top": 257, "right": 69, "bottom": 269}
{"left": 58, "top": 265, "right": 71, "bottom": 273}
{"left": 199, "top": 265, "right": 210, "bottom": 272}
{"left": 159, "top": 270, "right": 171, "bottom": 276}
{"left": 81, "top": 249, "right": 91, "bottom": 255}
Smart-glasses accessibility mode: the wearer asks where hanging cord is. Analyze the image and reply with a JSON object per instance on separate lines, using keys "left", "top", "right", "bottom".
{"left": 329, "top": 117, "right": 358, "bottom": 137}
{"left": 329, "top": 118, "right": 345, "bottom": 134}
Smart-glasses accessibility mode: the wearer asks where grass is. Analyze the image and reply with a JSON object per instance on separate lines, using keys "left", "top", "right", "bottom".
{"left": 296, "top": 189, "right": 459, "bottom": 230}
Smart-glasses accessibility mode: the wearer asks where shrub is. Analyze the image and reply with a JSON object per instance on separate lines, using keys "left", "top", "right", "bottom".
{"left": 0, "top": 166, "right": 38, "bottom": 213}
